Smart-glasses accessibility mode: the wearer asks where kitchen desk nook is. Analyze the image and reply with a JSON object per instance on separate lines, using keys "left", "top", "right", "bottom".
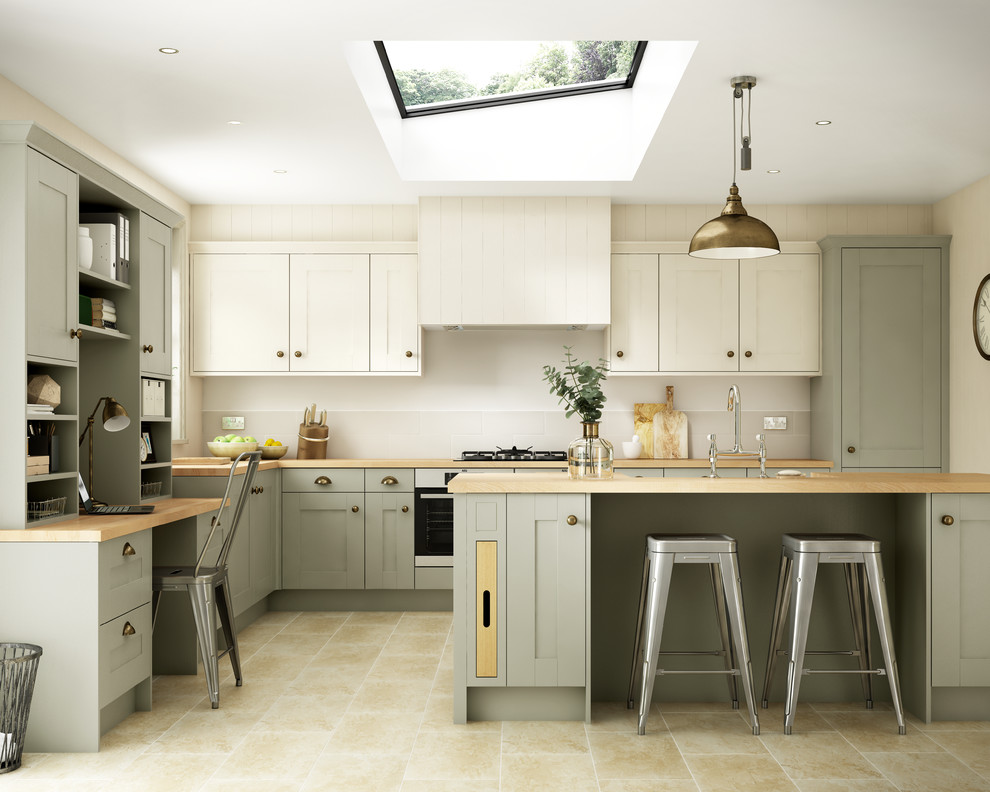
{"left": 448, "top": 471, "right": 990, "bottom": 727}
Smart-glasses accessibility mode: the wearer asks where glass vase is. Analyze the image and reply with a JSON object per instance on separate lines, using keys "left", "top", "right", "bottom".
{"left": 568, "top": 421, "right": 614, "bottom": 480}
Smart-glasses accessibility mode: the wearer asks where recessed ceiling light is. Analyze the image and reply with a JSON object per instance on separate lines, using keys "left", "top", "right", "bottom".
{"left": 227, "top": 120, "right": 242, "bottom": 125}
{"left": 273, "top": 169, "right": 288, "bottom": 174}
{"left": 158, "top": 47, "right": 179, "bottom": 55}
{"left": 815, "top": 119, "right": 831, "bottom": 125}
{"left": 767, "top": 169, "right": 781, "bottom": 174}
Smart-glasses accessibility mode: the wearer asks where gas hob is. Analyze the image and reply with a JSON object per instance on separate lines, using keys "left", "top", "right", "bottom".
{"left": 458, "top": 446, "right": 567, "bottom": 463}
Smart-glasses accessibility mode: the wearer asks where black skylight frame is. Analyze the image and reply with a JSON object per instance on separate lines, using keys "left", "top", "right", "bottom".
{"left": 374, "top": 41, "right": 649, "bottom": 119}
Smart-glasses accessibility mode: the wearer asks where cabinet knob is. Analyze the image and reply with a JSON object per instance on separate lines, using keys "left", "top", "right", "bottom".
{"left": 401, "top": 505, "right": 409, "bottom": 513}
{"left": 121, "top": 542, "right": 136, "bottom": 556}
{"left": 744, "top": 350, "right": 752, "bottom": 358}
{"left": 276, "top": 350, "right": 285, "bottom": 358}
{"left": 257, "top": 485, "right": 263, "bottom": 494}
{"left": 381, "top": 475, "right": 398, "bottom": 486}
{"left": 315, "top": 476, "right": 331, "bottom": 486}
{"left": 727, "top": 350, "right": 735, "bottom": 358}
{"left": 122, "top": 622, "right": 136, "bottom": 637}
{"left": 351, "top": 505, "right": 359, "bottom": 513}
{"left": 847, "top": 446, "right": 856, "bottom": 454}
{"left": 405, "top": 350, "right": 413, "bottom": 358}
{"left": 143, "top": 344, "right": 154, "bottom": 353}
{"left": 941, "top": 515, "right": 955, "bottom": 526}
{"left": 566, "top": 515, "right": 578, "bottom": 525}
{"left": 615, "top": 350, "right": 624, "bottom": 358}
{"left": 70, "top": 328, "right": 83, "bottom": 339}
{"left": 294, "top": 351, "right": 302, "bottom": 358}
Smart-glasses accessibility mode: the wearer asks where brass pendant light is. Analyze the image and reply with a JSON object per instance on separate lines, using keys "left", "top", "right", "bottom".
{"left": 689, "top": 76, "right": 780, "bottom": 259}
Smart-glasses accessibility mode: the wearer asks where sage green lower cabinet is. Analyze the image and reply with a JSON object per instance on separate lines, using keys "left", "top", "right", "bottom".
{"left": 365, "top": 492, "right": 414, "bottom": 589}
{"left": 931, "top": 494, "right": 990, "bottom": 687}
{"left": 282, "top": 491, "right": 364, "bottom": 589}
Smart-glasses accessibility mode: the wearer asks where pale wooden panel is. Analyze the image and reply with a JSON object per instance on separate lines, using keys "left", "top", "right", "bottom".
{"left": 665, "top": 205, "right": 688, "bottom": 242}
{"left": 311, "top": 205, "right": 333, "bottom": 240}
{"left": 372, "top": 205, "right": 393, "bottom": 241}
{"left": 250, "top": 205, "right": 273, "bottom": 241}
{"left": 211, "top": 205, "right": 232, "bottom": 242}
{"left": 502, "top": 197, "right": 526, "bottom": 324}
{"left": 476, "top": 540, "right": 498, "bottom": 678}
{"left": 332, "top": 205, "right": 354, "bottom": 240}
{"left": 908, "top": 205, "right": 931, "bottom": 234}
{"left": 524, "top": 198, "right": 548, "bottom": 323}
{"left": 645, "top": 204, "right": 667, "bottom": 241}
{"left": 270, "top": 206, "right": 292, "bottom": 241}
{"left": 352, "top": 205, "right": 373, "bottom": 240}
{"left": 290, "top": 205, "right": 313, "bottom": 241}
{"left": 611, "top": 204, "right": 627, "bottom": 241}
{"left": 826, "top": 205, "right": 849, "bottom": 235}
{"left": 545, "top": 197, "right": 568, "bottom": 324}
{"left": 189, "top": 205, "right": 213, "bottom": 241}
{"left": 886, "top": 205, "right": 908, "bottom": 236}
{"left": 440, "top": 197, "right": 463, "bottom": 324}
{"left": 866, "top": 205, "right": 888, "bottom": 235}
{"left": 586, "top": 197, "right": 611, "bottom": 324}
{"left": 230, "top": 205, "right": 253, "bottom": 241}
{"left": 785, "top": 205, "right": 809, "bottom": 241}
{"left": 564, "top": 197, "right": 590, "bottom": 324}
{"left": 418, "top": 198, "right": 441, "bottom": 323}
{"left": 683, "top": 205, "right": 708, "bottom": 242}
{"left": 807, "top": 205, "right": 828, "bottom": 241}
{"left": 765, "top": 205, "right": 788, "bottom": 238}
{"left": 460, "top": 198, "right": 485, "bottom": 322}
{"left": 393, "top": 204, "right": 418, "bottom": 241}
{"left": 846, "top": 206, "right": 870, "bottom": 235}
{"left": 624, "top": 204, "right": 646, "bottom": 241}
{"left": 482, "top": 197, "right": 504, "bottom": 323}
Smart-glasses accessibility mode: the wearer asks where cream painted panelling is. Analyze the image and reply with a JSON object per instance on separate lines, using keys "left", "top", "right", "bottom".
{"left": 190, "top": 204, "right": 418, "bottom": 242}
{"left": 934, "top": 173, "right": 990, "bottom": 474}
{"left": 611, "top": 203, "right": 932, "bottom": 241}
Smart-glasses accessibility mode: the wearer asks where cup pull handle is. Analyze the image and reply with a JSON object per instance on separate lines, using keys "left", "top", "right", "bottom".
{"left": 315, "top": 476, "right": 331, "bottom": 486}
{"left": 381, "top": 475, "right": 398, "bottom": 486}
{"left": 122, "top": 542, "right": 136, "bottom": 557}
{"left": 122, "top": 622, "right": 136, "bottom": 637}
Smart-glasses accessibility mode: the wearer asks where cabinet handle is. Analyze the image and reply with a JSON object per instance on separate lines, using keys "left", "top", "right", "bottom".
{"left": 566, "top": 515, "right": 578, "bottom": 526}
{"left": 122, "top": 542, "right": 136, "bottom": 557}
{"left": 122, "top": 622, "right": 136, "bottom": 637}
{"left": 276, "top": 350, "right": 285, "bottom": 358}
{"left": 70, "top": 328, "right": 83, "bottom": 339}
{"left": 744, "top": 350, "right": 752, "bottom": 358}
{"left": 941, "top": 515, "right": 955, "bottom": 526}
{"left": 381, "top": 475, "right": 398, "bottom": 486}
{"left": 401, "top": 505, "right": 409, "bottom": 513}
{"left": 257, "top": 485, "right": 263, "bottom": 494}
{"left": 727, "top": 350, "right": 735, "bottom": 358}
{"left": 315, "top": 476, "right": 331, "bottom": 486}
{"left": 294, "top": 351, "right": 302, "bottom": 358}
{"left": 847, "top": 446, "right": 856, "bottom": 454}
{"left": 142, "top": 344, "right": 154, "bottom": 353}
{"left": 351, "top": 505, "right": 359, "bottom": 513}
{"left": 405, "top": 350, "right": 413, "bottom": 358}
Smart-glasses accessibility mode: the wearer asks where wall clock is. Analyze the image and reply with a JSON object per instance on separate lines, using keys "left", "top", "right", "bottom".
{"left": 974, "top": 274, "right": 990, "bottom": 360}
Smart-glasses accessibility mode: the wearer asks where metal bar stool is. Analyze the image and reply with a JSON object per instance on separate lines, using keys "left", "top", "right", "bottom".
{"left": 627, "top": 534, "right": 760, "bottom": 735}
{"left": 761, "top": 533, "right": 905, "bottom": 734}
{"left": 152, "top": 450, "right": 261, "bottom": 708}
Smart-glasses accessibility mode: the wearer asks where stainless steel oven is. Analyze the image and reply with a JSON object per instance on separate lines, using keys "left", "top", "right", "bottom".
{"left": 414, "top": 468, "right": 501, "bottom": 568}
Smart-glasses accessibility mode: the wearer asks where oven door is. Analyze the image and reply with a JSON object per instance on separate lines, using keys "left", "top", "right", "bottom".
{"left": 414, "top": 487, "right": 454, "bottom": 567}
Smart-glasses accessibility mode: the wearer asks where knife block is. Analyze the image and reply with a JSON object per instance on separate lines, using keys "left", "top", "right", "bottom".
{"left": 297, "top": 423, "right": 329, "bottom": 459}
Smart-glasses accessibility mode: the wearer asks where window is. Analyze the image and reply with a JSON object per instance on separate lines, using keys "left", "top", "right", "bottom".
{"left": 376, "top": 41, "right": 647, "bottom": 118}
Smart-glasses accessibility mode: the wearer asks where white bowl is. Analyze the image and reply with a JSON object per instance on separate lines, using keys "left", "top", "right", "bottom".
{"left": 207, "top": 440, "right": 258, "bottom": 459}
{"left": 621, "top": 442, "right": 643, "bottom": 459}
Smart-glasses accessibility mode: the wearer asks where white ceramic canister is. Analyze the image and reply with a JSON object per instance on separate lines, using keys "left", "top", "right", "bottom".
{"left": 77, "top": 226, "right": 93, "bottom": 269}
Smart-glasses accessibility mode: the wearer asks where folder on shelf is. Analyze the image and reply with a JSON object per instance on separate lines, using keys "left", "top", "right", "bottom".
{"left": 80, "top": 222, "right": 116, "bottom": 279}
{"left": 80, "top": 212, "right": 129, "bottom": 283}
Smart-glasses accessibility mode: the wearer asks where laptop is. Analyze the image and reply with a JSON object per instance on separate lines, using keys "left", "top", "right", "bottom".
{"left": 78, "top": 473, "right": 155, "bottom": 515}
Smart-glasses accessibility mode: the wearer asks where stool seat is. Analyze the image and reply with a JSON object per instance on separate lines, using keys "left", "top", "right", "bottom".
{"left": 628, "top": 533, "right": 759, "bottom": 736}
{"left": 782, "top": 534, "right": 881, "bottom": 554}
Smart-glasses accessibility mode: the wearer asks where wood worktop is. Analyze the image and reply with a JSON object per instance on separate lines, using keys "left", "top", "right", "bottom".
{"left": 446, "top": 471, "right": 990, "bottom": 494}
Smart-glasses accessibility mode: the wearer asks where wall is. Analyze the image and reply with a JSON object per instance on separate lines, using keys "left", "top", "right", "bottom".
{"left": 189, "top": 202, "right": 933, "bottom": 461}
{"left": 934, "top": 173, "right": 990, "bottom": 473}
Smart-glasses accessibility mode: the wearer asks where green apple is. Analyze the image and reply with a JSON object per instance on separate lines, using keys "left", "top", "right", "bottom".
{"left": 213, "top": 435, "right": 226, "bottom": 443}
{"left": 230, "top": 436, "right": 244, "bottom": 443}
{"left": 243, "top": 436, "right": 257, "bottom": 443}
{"left": 224, "top": 434, "right": 237, "bottom": 441}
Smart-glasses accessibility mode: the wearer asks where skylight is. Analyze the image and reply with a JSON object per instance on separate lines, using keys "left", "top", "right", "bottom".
{"left": 376, "top": 41, "right": 647, "bottom": 118}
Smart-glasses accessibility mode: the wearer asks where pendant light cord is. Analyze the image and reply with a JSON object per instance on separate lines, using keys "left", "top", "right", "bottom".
{"left": 732, "top": 87, "right": 738, "bottom": 185}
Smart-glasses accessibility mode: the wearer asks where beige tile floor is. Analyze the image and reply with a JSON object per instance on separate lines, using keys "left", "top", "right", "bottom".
{"left": 8, "top": 610, "right": 990, "bottom": 791}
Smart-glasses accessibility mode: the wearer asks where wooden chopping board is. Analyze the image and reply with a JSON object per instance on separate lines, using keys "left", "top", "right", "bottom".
{"left": 653, "top": 386, "right": 688, "bottom": 459}
{"left": 633, "top": 402, "right": 667, "bottom": 458}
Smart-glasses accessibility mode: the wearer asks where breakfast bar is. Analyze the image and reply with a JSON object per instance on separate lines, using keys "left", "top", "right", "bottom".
{"left": 449, "top": 471, "right": 990, "bottom": 727}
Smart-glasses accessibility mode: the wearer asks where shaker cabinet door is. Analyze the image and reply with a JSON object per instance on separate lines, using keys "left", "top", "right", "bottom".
{"left": 370, "top": 254, "right": 418, "bottom": 372}
{"left": 609, "top": 254, "right": 659, "bottom": 373}
{"left": 139, "top": 214, "right": 172, "bottom": 376}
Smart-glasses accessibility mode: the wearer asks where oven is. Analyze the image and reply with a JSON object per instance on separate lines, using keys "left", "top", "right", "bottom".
{"left": 414, "top": 469, "right": 488, "bottom": 568}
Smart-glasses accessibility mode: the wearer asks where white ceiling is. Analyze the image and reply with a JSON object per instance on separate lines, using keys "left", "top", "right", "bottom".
{"left": 2, "top": 0, "right": 988, "bottom": 207}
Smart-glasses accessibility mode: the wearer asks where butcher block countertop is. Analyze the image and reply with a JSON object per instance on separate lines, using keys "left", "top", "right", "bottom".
{"left": 0, "top": 498, "right": 224, "bottom": 543}
{"left": 446, "top": 471, "right": 990, "bottom": 494}
{"left": 172, "top": 457, "right": 833, "bottom": 476}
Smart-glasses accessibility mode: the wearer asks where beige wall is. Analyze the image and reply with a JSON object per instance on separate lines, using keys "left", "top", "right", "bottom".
{"left": 934, "top": 173, "right": 990, "bottom": 473}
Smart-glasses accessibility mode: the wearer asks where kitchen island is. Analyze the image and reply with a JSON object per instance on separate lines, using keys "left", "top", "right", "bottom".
{"left": 448, "top": 471, "right": 990, "bottom": 726}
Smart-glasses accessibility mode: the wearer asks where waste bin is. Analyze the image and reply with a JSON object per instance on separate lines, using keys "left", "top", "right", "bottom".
{"left": 0, "top": 643, "right": 42, "bottom": 773}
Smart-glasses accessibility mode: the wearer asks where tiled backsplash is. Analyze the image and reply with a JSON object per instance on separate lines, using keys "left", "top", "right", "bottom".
{"left": 200, "top": 408, "right": 812, "bottom": 461}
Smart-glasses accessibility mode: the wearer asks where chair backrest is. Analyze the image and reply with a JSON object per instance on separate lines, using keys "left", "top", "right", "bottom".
{"left": 194, "top": 450, "right": 262, "bottom": 576}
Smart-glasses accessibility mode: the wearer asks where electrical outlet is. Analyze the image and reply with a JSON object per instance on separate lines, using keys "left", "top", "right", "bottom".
{"left": 221, "top": 416, "right": 245, "bottom": 430}
{"left": 763, "top": 416, "right": 787, "bottom": 430}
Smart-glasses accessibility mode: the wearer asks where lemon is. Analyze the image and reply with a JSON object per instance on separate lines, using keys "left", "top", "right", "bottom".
{"left": 274, "top": 441, "right": 282, "bottom": 446}
{"left": 264, "top": 438, "right": 275, "bottom": 446}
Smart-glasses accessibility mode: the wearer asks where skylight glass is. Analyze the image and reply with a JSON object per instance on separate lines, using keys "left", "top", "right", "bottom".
{"left": 376, "top": 41, "right": 647, "bottom": 118}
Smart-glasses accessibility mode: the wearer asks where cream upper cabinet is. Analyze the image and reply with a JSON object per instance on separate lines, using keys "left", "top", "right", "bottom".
{"left": 192, "top": 253, "right": 290, "bottom": 373}
{"left": 289, "top": 254, "right": 369, "bottom": 372}
{"left": 659, "top": 255, "right": 739, "bottom": 372}
{"left": 739, "top": 253, "right": 820, "bottom": 373}
{"left": 609, "top": 254, "right": 659, "bottom": 373}
{"left": 370, "top": 254, "right": 418, "bottom": 372}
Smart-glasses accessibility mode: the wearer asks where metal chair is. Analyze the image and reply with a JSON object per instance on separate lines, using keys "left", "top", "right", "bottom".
{"left": 627, "top": 534, "right": 760, "bottom": 736}
{"left": 152, "top": 450, "right": 261, "bottom": 708}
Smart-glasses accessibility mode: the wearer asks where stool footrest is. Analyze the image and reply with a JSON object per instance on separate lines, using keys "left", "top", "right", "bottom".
{"left": 660, "top": 650, "right": 726, "bottom": 657}
{"left": 657, "top": 669, "right": 741, "bottom": 676}
{"left": 801, "top": 668, "right": 887, "bottom": 676}
{"left": 777, "top": 649, "right": 861, "bottom": 657}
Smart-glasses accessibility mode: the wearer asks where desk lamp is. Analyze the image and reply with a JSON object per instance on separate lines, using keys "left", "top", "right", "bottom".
{"left": 78, "top": 396, "right": 130, "bottom": 498}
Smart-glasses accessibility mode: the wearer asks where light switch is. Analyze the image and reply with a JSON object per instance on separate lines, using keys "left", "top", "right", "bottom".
{"left": 221, "top": 416, "right": 245, "bottom": 430}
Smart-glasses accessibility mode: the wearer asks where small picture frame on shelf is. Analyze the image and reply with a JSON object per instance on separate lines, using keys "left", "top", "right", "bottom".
{"left": 141, "top": 425, "right": 156, "bottom": 463}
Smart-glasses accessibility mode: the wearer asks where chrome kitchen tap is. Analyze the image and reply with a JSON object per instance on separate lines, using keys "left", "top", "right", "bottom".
{"left": 709, "top": 385, "right": 769, "bottom": 477}
{"left": 727, "top": 384, "right": 744, "bottom": 453}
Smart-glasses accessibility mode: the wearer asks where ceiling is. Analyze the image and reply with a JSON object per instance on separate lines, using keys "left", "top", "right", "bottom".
{"left": 2, "top": 0, "right": 988, "bottom": 207}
